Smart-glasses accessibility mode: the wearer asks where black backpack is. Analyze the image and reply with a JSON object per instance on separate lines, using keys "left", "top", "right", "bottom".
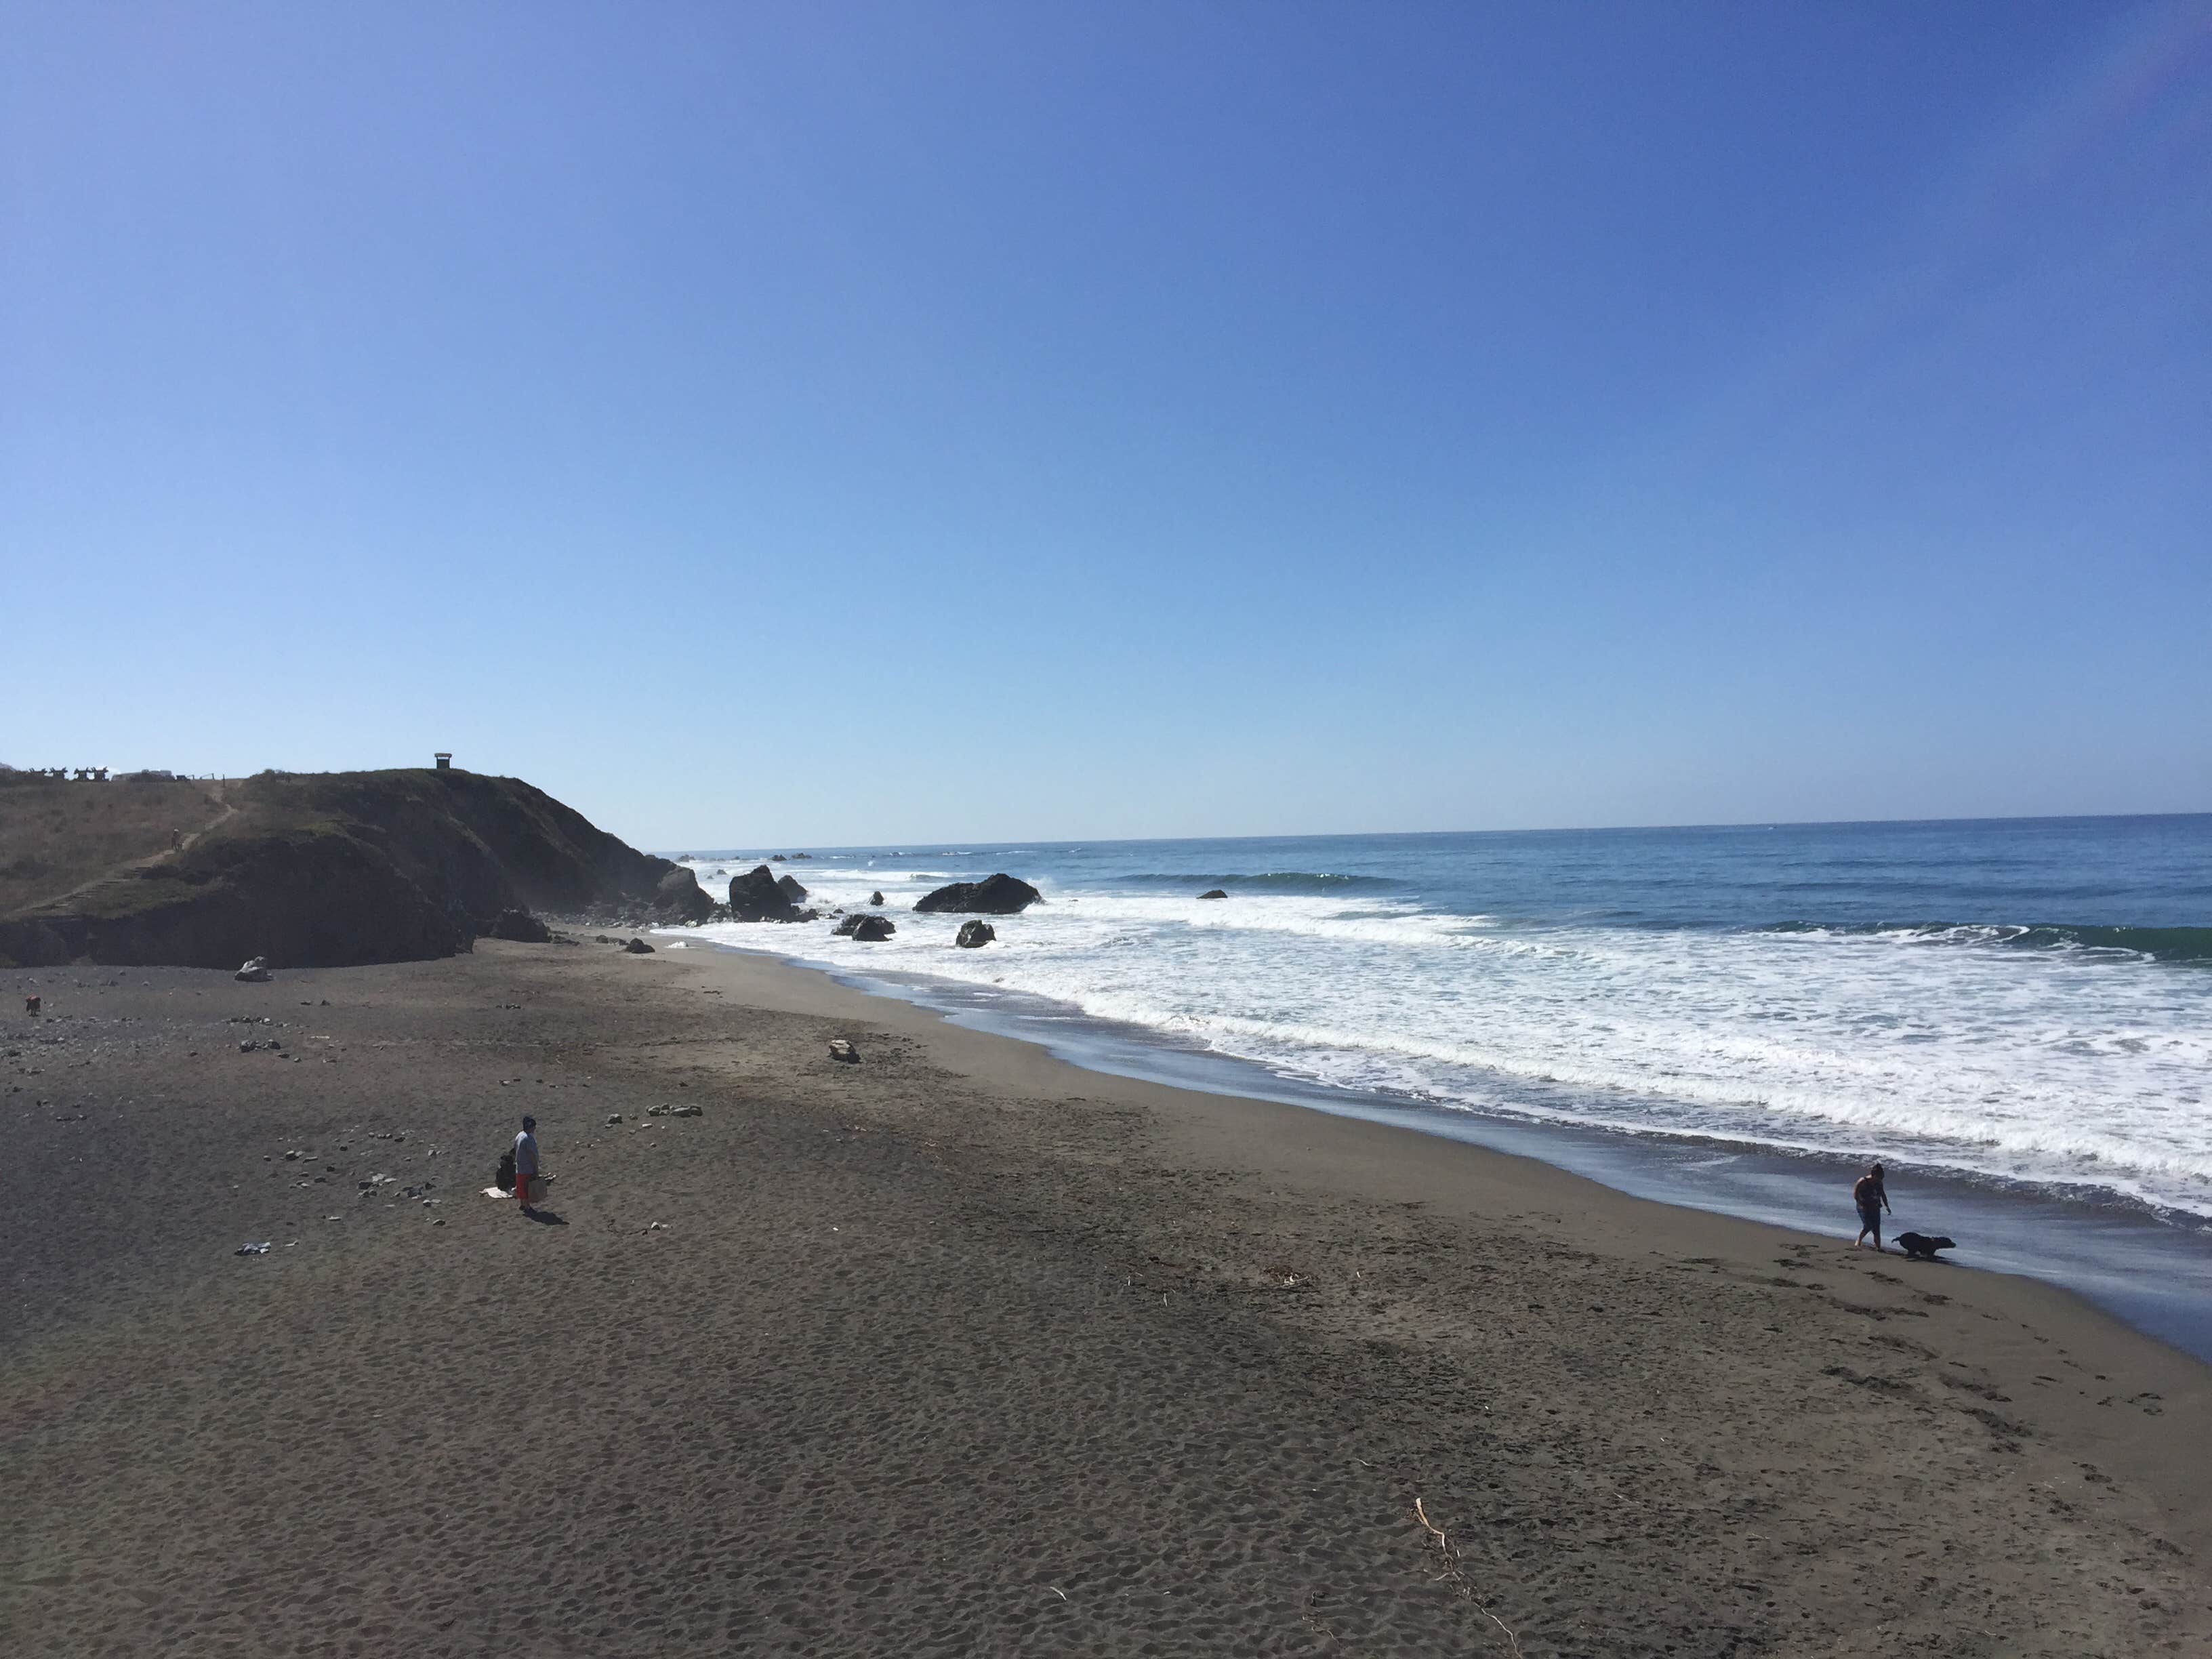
{"left": 495, "top": 1149, "right": 516, "bottom": 1193}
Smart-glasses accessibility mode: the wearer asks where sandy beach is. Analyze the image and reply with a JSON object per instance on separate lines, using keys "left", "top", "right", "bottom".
{"left": 5, "top": 937, "right": 2208, "bottom": 1656}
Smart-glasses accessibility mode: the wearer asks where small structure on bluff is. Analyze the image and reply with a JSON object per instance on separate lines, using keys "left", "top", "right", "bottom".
{"left": 434, "top": 752, "right": 453, "bottom": 771}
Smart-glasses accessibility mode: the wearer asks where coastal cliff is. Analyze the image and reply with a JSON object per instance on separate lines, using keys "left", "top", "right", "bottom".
{"left": 0, "top": 768, "right": 672, "bottom": 968}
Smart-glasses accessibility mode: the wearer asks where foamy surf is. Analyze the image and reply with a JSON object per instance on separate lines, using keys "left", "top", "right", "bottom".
{"left": 668, "top": 818, "right": 2212, "bottom": 1223}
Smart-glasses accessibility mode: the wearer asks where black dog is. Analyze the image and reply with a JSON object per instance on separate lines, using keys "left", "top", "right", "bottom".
{"left": 495, "top": 1149, "right": 516, "bottom": 1194}
{"left": 1894, "top": 1231, "right": 1955, "bottom": 1261}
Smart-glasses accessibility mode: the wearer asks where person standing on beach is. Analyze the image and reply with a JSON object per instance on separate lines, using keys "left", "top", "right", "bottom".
{"left": 514, "top": 1115, "right": 540, "bottom": 1213}
{"left": 1853, "top": 1162, "right": 1890, "bottom": 1250}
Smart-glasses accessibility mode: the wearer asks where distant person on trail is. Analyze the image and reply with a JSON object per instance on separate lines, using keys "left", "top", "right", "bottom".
{"left": 514, "top": 1115, "right": 541, "bottom": 1213}
{"left": 1853, "top": 1162, "right": 1891, "bottom": 1250}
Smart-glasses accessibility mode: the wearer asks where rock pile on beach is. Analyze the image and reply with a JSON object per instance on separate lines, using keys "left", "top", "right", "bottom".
{"left": 652, "top": 867, "right": 714, "bottom": 924}
{"left": 956, "top": 920, "right": 995, "bottom": 948}
{"left": 834, "top": 914, "right": 895, "bottom": 942}
{"left": 914, "top": 874, "right": 1040, "bottom": 915}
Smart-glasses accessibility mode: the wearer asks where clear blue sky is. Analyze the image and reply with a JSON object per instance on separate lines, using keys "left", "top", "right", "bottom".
{"left": 5, "top": 2, "right": 2207, "bottom": 848}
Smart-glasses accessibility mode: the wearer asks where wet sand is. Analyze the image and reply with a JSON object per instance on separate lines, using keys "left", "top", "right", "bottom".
{"left": 5, "top": 939, "right": 2209, "bottom": 1656}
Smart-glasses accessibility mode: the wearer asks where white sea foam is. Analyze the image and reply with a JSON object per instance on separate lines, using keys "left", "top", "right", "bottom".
{"left": 678, "top": 857, "right": 2212, "bottom": 1219}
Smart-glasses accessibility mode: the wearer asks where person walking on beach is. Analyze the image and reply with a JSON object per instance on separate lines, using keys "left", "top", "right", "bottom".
{"left": 1853, "top": 1162, "right": 1890, "bottom": 1250}
{"left": 514, "top": 1115, "right": 541, "bottom": 1214}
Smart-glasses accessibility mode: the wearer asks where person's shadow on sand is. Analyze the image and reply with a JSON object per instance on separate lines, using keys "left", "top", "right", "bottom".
{"left": 520, "top": 1208, "right": 567, "bottom": 1226}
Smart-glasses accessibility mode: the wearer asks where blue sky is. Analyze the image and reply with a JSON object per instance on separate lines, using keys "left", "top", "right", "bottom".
{"left": 5, "top": 2, "right": 2207, "bottom": 848}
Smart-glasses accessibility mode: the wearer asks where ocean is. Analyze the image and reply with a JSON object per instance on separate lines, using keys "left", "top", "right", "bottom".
{"left": 663, "top": 815, "right": 2212, "bottom": 1349}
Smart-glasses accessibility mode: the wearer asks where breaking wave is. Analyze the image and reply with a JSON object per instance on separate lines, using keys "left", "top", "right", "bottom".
{"left": 1765, "top": 920, "right": 2212, "bottom": 963}
{"left": 1117, "top": 870, "right": 1404, "bottom": 893}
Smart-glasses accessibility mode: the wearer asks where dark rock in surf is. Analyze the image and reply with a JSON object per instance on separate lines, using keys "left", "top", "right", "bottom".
{"left": 834, "top": 914, "right": 895, "bottom": 941}
{"left": 775, "top": 874, "right": 808, "bottom": 905}
{"left": 623, "top": 937, "right": 655, "bottom": 954}
{"left": 484, "top": 909, "right": 552, "bottom": 943}
{"left": 869, "top": 891, "right": 885, "bottom": 907}
{"left": 1197, "top": 888, "right": 1228, "bottom": 901}
{"left": 726, "top": 865, "right": 802, "bottom": 923}
{"left": 956, "top": 920, "right": 996, "bottom": 948}
{"left": 914, "top": 874, "right": 1040, "bottom": 916}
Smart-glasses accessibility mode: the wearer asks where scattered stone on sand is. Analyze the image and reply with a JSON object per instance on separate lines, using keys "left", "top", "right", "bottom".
{"left": 624, "top": 938, "right": 655, "bottom": 955}
{"left": 1197, "top": 888, "right": 1229, "bottom": 901}
{"left": 647, "top": 1102, "right": 702, "bottom": 1118}
{"left": 829, "top": 1038, "right": 859, "bottom": 1063}
{"left": 956, "top": 920, "right": 996, "bottom": 948}
{"left": 606, "top": 1113, "right": 623, "bottom": 1126}
{"left": 234, "top": 957, "right": 273, "bottom": 983}
{"left": 833, "top": 914, "right": 895, "bottom": 941}
{"left": 234, "top": 1241, "right": 270, "bottom": 1256}
{"left": 483, "top": 909, "right": 552, "bottom": 943}
{"left": 914, "top": 874, "right": 1040, "bottom": 915}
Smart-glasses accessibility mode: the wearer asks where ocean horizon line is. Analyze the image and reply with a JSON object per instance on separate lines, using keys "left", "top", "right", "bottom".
{"left": 654, "top": 806, "right": 2212, "bottom": 859}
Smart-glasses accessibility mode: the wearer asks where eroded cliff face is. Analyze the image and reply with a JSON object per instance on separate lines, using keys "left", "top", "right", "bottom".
{"left": 0, "top": 769, "right": 674, "bottom": 968}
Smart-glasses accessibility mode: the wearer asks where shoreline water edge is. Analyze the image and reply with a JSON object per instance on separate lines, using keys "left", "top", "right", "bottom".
{"left": 655, "top": 816, "right": 2212, "bottom": 1362}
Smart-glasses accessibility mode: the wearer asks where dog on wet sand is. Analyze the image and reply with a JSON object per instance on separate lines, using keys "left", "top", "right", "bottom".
{"left": 1895, "top": 1231, "right": 1955, "bottom": 1261}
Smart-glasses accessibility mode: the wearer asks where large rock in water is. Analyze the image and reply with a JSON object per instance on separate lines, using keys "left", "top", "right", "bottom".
{"left": 727, "top": 865, "right": 803, "bottom": 922}
{"left": 485, "top": 909, "right": 552, "bottom": 943}
{"left": 775, "top": 874, "right": 808, "bottom": 905}
{"left": 914, "top": 874, "right": 1040, "bottom": 915}
{"left": 653, "top": 867, "right": 714, "bottom": 923}
{"left": 956, "top": 920, "right": 995, "bottom": 948}
{"left": 834, "top": 914, "right": 895, "bottom": 942}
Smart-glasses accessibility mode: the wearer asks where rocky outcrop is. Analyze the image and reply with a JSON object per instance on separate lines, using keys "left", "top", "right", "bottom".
{"left": 956, "top": 920, "right": 996, "bottom": 948}
{"left": 834, "top": 914, "right": 895, "bottom": 941}
{"left": 623, "top": 937, "right": 655, "bottom": 954}
{"left": 775, "top": 874, "right": 808, "bottom": 905}
{"left": 914, "top": 874, "right": 1041, "bottom": 915}
{"left": 485, "top": 909, "right": 552, "bottom": 943}
{"left": 0, "top": 767, "right": 681, "bottom": 970}
{"left": 726, "top": 865, "right": 804, "bottom": 923}
{"left": 653, "top": 867, "right": 714, "bottom": 923}
{"left": 1197, "top": 888, "right": 1228, "bottom": 901}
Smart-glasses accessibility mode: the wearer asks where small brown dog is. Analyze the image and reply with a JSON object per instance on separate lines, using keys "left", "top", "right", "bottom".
{"left": 24, "top": 994, "right": 41, "bottom": 1015}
